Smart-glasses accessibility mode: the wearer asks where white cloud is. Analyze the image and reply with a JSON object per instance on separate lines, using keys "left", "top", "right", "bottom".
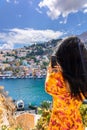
{"left": 6, "top": 0, "right": 11, "bottom": 3}
{"left": 36, "top": 8, "right": 42, "bottom": 14}
{"left": 0, "top": 43, "right": 13, "bottom": 50}
{"left": 59, "top": 21, "right": 63, "bottom": 24}
{"left": 6, "top": 0, "right": 19, "bottom": 4}
{"left": 0, "top": 28, "right": 63, "bottom": 49}
{"left": 84, "top": 9, "right": 87, "bottom": 13}
{"left": 59, "top": 18, "right": 67, "bottom": 24}
{"left": 38, "top": 0, "right": 87, "bottom": 20}
{"left": 77, "top": 23, "right": 81, "bottom": 26}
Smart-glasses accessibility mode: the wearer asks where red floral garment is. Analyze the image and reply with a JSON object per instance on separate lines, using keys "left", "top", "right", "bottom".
{"left": 45, "top": 70, "right": 84, "bottom": 130}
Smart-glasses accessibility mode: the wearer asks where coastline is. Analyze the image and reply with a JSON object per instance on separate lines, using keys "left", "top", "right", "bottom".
{"left": 0, "top": 75, "right": 46, "bottom": 80}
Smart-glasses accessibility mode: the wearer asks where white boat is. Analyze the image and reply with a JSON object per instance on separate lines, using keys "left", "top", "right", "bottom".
{"left": 16, "top": 100, "right": 24, "bottom": 111}
{"left": 37, "top": 75, "right": 43, "bottom": 79}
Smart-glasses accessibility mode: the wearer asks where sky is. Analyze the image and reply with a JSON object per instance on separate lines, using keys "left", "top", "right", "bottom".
{"left": 0, "top": 0, "right": 87, "bottom": 49}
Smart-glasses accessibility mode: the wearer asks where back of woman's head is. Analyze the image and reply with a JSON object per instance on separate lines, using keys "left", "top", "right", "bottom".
{"left": 54, "top": 36, "right": 87, "bottom": 99}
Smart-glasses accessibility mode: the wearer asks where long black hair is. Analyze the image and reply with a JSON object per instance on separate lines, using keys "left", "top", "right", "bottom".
{"left": 52, "top": 36, "right": 87, "bottom": 99}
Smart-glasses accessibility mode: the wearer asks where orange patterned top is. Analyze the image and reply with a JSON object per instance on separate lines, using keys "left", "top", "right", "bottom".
{"left": 45, "top": 69, "right": 84, "bottom": 130}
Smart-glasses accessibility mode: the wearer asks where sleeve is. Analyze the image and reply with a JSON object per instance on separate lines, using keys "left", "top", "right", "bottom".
{"left": 45, "top": 68, "right": 64, "bottom": 96}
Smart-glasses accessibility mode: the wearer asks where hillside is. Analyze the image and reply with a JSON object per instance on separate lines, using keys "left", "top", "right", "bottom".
{"left": 0, "top": 86, "right": 16, "bottom": 129}
{"left": 23, "top": 38, "right": 62, "bottom": 57}
{"left": 78, "top": 32, "right": 87, "bottom": 43}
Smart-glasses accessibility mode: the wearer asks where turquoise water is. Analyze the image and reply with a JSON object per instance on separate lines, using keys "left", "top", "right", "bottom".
{"left": 0, "top": 78, "right": 52, "bottom": 108}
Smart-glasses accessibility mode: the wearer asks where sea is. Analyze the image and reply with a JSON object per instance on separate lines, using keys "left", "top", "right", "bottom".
{"left": 0, "top": 78, "right": 52, "bottom": 108}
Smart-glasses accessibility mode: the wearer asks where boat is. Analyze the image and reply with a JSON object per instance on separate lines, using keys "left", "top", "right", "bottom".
{"left": 28, "top": 102, "right": 37, "bottom": 109}
{"left": 28, "top": 102, "right": 38, "bottom": 114}
{"left": 37, "top": 75, "right": 43, "bottom": 79}
{"left": 16, "top": 100, "right": 24, "bottom": 111}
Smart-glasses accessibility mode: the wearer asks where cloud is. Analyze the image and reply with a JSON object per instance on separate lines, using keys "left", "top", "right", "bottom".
{"left": 6, "top": 0, "right": 11, "bottom": 3}
{"left": 84, "top": 9, "right": 87, "bottom": 13}
{"left": 77, "top": 23, "right": 82, "bottom": 26}
{"left": 36, "top": 8, "right": 42, "bottom": 14}
{"left": 38, "top": 0, "right": 87, "bottom": 20}
{"left": 59, "top": 21, "right": 63, "bottom": 24}
{"left": 0, "top": 28, "right": 63, "bottom": 49}
{"left": 59, "top": 18, "right": 67, "bottom": 24}
{"left": 0, "top": 43, "right": 14, "bottom": 50}
{"left": 6, "top": 0, "right": 19, "bottom": 4}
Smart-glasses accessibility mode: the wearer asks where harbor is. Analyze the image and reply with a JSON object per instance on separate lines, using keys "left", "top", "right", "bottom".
{"left": 0, "top": 78, "right": 52, "bottom": 107}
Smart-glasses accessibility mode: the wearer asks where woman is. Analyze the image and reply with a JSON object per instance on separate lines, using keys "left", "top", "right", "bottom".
{"left": 45, "top": 36, "right": 87, "bottom": 130}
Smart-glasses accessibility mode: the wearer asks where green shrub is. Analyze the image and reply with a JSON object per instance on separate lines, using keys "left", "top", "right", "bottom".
{"left": 1, "top": 125, "right": 23, "bottom": 130}
{"left": 33, "top": 101, "right": 52, "bottom": 130}
{"left": 80, "top": 103, "right": 87, "bottom": 127}
{"left": 34, "top": 109, "right": 51, "bottom": 130}
{"left": 40, "top": 101, "right": 52, "bottom": 110}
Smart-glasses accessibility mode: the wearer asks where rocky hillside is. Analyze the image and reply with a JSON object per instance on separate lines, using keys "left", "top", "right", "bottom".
{"left": 23, "top": 31, "right": 87, "bottom": 58}
{"left": 0, "top": 86, "right": 17, "bottom": 129}
{"left": 24, "top": 38, "right": 62, "bottom": 58}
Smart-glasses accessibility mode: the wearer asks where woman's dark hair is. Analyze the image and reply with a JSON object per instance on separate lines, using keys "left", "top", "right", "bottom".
{"left": 52, "top": 36, "right": 87, "bottom": 99}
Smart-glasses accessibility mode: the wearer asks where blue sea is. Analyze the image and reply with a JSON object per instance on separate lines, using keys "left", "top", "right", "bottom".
{"left": 0, "top": 78, "right": 52, "bottom": 108}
